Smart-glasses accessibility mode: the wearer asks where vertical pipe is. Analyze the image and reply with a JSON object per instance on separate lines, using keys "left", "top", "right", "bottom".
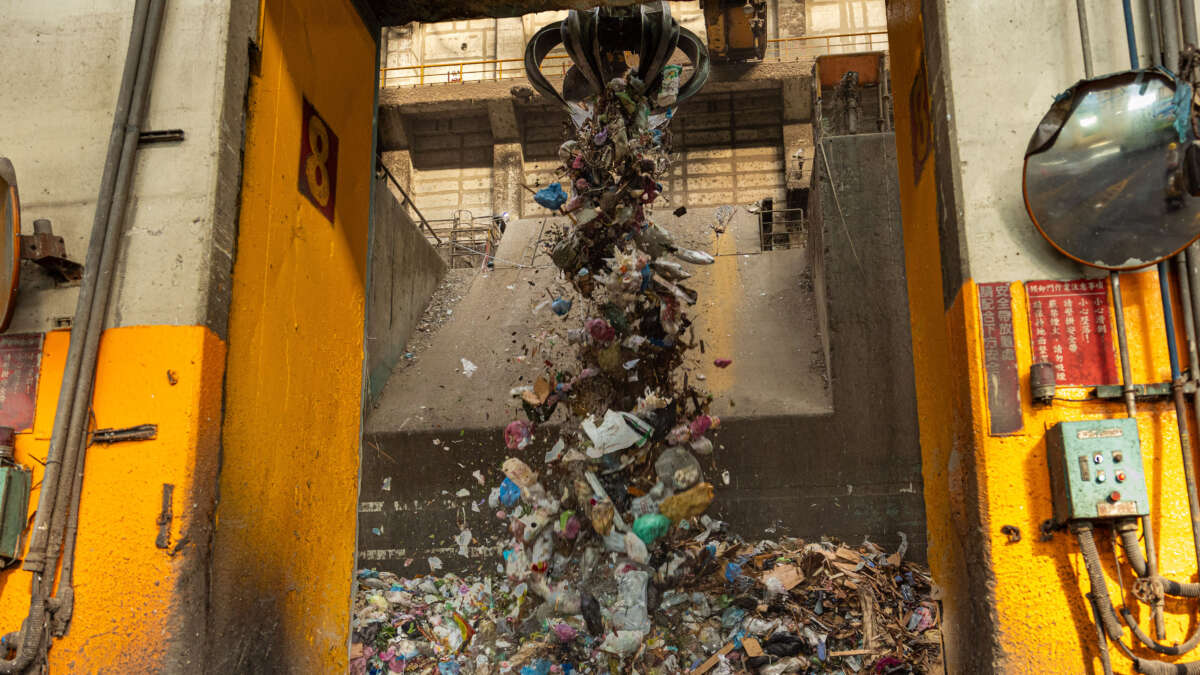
{"left": 1164, "top": 0, "right": 1182, "bottom": 71}
{"left": 1178, "top": 255, "right": 1199, "bottom": 381}
{"left": 1159, "top": 262, "right": 1200, "bottom": 568}
{"left": 22, "top": 0, "right": 153, "bottom": 574}
{"left": 1078, "top": 0, "right": 1095, "bottom": 78}
{"left": 1149, "top": 0, "right": 1165, "bottom": 66}
{"left": 1111, "top": 272, "right": 1166, "bottom": 638}
{"left": 1127, "top": 0, "right": 1144, "bottom": 68}
{"left": 1183, "top": 0, "right": 1199, "bottom": 45}
{"left": 1122, "top": 0, "right": 1171, "bottom": 642}
{"left": 44, "top": 0, "right": 167, "bottom": 602}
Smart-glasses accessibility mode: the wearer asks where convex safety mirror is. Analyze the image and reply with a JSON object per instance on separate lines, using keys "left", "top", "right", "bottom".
{"left": 1024, "top": 69, "right": 1199, "bottom": 269}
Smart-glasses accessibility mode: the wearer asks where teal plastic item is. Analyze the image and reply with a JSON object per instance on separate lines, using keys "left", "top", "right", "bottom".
{"left": 632, "top": 513, "right": 670, "bottom": 545}
{"left": 1045, "top": 418, "right": 1149, "bottom": 523}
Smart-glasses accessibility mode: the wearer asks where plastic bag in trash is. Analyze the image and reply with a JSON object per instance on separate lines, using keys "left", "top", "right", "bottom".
{"left": 534, "top": 182, "right": 568, "bottom": 211}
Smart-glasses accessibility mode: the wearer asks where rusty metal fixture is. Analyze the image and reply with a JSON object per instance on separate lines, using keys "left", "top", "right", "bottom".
{"left": 90, "top": 424, "right": 158, "bottom": 444}
{"left": 0, "top": 427, "right": 13, "bottom": 463}
{"left": 20, "top": 219, "right": 82, "bottom": 283}
{"left": 0, "top": 159, "right": 20, "bottom": 333}
{"left": 1133, "top": 576, "right": 1167, "bottom": 608}
{"left": 1030, "top": 362, "right": 1057, "bottom": 405}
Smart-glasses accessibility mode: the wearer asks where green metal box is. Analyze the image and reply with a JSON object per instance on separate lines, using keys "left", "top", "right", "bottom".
{"left": 0, "top": 464, "right": 31, "bottom": 566}
{"left": 1046, "top": 418, "right": 1148, "bottom": 523}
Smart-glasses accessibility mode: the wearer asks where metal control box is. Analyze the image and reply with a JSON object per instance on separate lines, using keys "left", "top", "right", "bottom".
{"left": 0, "top": 464, "right": 30, "bottom": 566}
{"left": 1046, "top": 418, "right": 1148, "bottom": 522}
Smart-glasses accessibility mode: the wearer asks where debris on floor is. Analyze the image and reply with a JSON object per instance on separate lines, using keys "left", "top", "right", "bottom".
{"left": 351, "top": 536, "right": 940, "bottom": 674}
{"left": 355, "top": 63, "right": 942, "bottom": 674}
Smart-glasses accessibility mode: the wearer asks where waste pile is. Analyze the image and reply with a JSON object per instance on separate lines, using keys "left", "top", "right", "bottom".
{"left": 353, "top": 65, "right": 941, "bottom": 673}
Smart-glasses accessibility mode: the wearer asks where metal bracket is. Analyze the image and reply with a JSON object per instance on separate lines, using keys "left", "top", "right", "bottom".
{"left": 155, "top": 483, "right": 174, "bottom": 549}
{"left": 138, "top": 129, "right": 185, "bottom": 145}
{"left": 91, "top": 424, "right": 157, "bottom": 444}
{"left": 1093, "top": 381, "right": 1197, "bottom": 399}
{"left": 19, "top": 219, "right": 82, "bottom": 283}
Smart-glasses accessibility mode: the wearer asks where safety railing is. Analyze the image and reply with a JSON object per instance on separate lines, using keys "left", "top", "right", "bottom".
{"left": 764, "top": 30, "right": 888, "bottom": 64}
{"left": 379, "top": 30, "right": 889, "bottom": 88}
{"left": 423, "top": 212, "right": 504, "bottom": 269}
{"left": 758, "top": 207, "right": 807, "bottom": 251}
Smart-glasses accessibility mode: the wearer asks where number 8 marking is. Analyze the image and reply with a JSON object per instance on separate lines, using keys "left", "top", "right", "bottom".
{"left": 306, "top": 114, "right": 331, "bottom": 207}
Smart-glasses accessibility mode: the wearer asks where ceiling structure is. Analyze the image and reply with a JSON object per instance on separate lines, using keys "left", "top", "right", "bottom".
{"left": 368, "top": 0, "right": 648, "bottom": 26}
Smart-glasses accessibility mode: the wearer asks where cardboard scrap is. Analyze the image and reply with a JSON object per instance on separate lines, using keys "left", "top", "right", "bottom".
{"left": 742, "top": 637, "right": 763, "bottom": 658}
{"left": 762, "top": 563, "right": 804, "bottom": 591}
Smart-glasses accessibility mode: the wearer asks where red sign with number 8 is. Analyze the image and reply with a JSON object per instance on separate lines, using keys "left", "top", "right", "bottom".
{"left": 299, "top": 97, "right": 338, "bottom": 223}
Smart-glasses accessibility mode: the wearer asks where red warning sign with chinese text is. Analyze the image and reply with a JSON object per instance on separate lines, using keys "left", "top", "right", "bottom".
{"left": 1025, "top": 279, "right": 1118, "bottom": 386}
{"left": 0, "top": 333, "right": 43, "bottom": 431}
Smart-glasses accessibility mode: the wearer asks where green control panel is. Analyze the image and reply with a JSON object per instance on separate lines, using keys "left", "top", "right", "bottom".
{"left": 1046, "top": 418, "right": 1149, "bottom": 522}
{"left": 0, "top": 464, "right": 30, "bottom": 566}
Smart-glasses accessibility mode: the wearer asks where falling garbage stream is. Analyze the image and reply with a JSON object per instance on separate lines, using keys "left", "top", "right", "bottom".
{"left": 352, "top": 29, "right": 940, "bottom": 675}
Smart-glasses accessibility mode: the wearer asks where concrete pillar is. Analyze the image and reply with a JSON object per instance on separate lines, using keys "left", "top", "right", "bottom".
{"left": 381, "top": 150, "right": 414, "bottom": 200}
{"left": 781, "top": 75, "right": 812, "bottom": 124}
{"left": 492, "top": 143, "right": 524, "bottom": 219}
{"left": 487, "top": 99, "right": 520, "bottom": 143}
{"left": 487, "top": 98, "right": 523, "bottom": 217}
{"left": 782, "top": 122, "right": 813, "bottom": 191}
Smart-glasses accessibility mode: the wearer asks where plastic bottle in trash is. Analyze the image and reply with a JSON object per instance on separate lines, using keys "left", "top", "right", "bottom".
{"left": 610, "top": 569, "right": 651, "bottom": 632}
{"left": 656, "top": 65, "right": 682, "bottom": 107}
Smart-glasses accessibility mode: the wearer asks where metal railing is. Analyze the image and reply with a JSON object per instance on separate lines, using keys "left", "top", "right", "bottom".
{"left": 379, "top": 30, "right": 888, "bottom": 88}
{"left": 758, "top": 207, "right": 807, "bottom": 251}
{"left": 423, "top": 211, "right": 503, "bottom": 269}
{"left": 377, "top": 155, "right": 441, "bottom": 245}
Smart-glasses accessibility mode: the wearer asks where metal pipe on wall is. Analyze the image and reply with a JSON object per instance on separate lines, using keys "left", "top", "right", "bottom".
{"left": 21, "top": 0, "right": 154, "bottom": 575}
{"left": 1149, "top": 0, "right": 1165, "bottom": 66}
{"left": 1183, "top": 0, "right": 1199, "bottom": 45}
{"left": 1077, "top": 0, "right": 1095, "bottom": 77}
{"left": 43, "top": 0, "right": 167, "bottom": 628}
{"left": 1110, "top": 272, "right": 1166, "bottom": 639}
{"left": 1164, "top": 0, "right": 1182, "bottom": 71}
{"left": 0, "top": 0, "right": 161, "bottom": 670}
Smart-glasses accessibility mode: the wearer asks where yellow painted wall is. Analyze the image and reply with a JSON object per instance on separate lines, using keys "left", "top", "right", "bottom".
{"left": 207, "top": 0, "right": 375, "bottom": 670}
{"left": 963, "top": 272, "right": 1200, "bottom": 673}
{"left": 0, "top": 326, "right": 225, "bottom": 672}
{"left": 887, "top": 1, "right": 1200, "bottom": 672}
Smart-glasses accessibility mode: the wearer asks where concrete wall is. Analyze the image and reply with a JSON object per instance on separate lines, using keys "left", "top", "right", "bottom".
{"left": 365, "top": 175, "right": 447, "bottom": 405}
{"left": 943, "top": 0, "right": 1166, "bottom": 284}
{"left": 408, "top": 113, "right": 495, "bottom": 220}
{"left": 806, "top": 0, "right": 885, "bottom": 34}
{"left": 0, "top": 0, "right": 251, "bottom": 339}
{"left": 808, "top": 132, "right": 924, "bottom": 553}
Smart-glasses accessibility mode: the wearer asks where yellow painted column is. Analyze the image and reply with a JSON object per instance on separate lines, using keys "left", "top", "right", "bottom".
{"left": 207, "top": 0, "right": 375, "bottom": 670}
{"left": 888, "top": 1, "right": 1200, "bottom": 672}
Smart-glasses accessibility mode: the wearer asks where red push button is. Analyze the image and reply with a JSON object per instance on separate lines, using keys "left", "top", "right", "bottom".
{"left": 1109, "top": 491, "right": 1122, "bottom": 503}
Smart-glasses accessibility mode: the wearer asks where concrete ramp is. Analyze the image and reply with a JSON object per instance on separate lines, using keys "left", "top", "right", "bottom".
{"left": 366, "top": 207, "right": 829, "bottom": 434}
{"left": 360, "top": 207, "right": 841, "bottom": 570}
